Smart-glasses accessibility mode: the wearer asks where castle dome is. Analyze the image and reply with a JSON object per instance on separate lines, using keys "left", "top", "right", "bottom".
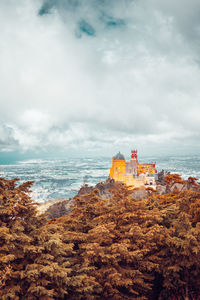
{"left": 114, "top": 152, "right": 125, "bottom": 160}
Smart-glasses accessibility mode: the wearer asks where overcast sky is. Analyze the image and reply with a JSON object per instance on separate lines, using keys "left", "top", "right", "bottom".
{"left": 0, "top": 0, "right": 200, "bottom": 158}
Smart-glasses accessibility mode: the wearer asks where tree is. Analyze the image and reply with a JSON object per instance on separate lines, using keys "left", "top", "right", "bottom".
{"left": 54, "top": 184, "right": 167, "bottom": 299}
{"left": 148, "top": 189, "right": 200, "bottom": 299}
{"left": 0, "top": 178, "right": 41, "bottom": 298}
{"left": 1, "top": 176, "right": 200, "bottom": 299}
{"left": 0, "top": 177, "right": 71, "bottom": 299}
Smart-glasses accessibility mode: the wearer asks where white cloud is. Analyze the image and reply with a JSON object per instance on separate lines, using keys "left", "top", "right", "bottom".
{"left": 0, "top": 0, "right": 200, "bottom": 156}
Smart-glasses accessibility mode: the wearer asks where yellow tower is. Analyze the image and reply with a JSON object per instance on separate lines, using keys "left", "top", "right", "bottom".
{"left": 109, "top": 152, "right": 126, "bottom": 183}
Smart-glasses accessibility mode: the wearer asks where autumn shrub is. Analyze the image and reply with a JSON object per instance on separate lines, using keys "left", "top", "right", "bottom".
{"left": 0, "top": 177, "right": 200, "bottom": 299}
{"left": 52, "top": 186, "right": 167, "bottom": 299}
{"left": 148, "top": 189, "right": 200, "bottom": 299}
{"left": 0, "top": 178, "right": 71, "bottom": 299}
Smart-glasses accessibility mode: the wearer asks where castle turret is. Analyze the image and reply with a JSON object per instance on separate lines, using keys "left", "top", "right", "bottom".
{"left": 131, "top": 150, "right": 138, "bottom": 161}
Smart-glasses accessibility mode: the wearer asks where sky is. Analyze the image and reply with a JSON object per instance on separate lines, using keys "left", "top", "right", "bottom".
{"left": 0, "top": 0, "right": 200, "bottom": 159}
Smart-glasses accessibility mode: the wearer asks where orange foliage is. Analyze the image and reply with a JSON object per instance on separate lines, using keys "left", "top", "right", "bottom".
{"left": 0, "top": 176, "right": 200, "bottom": 299}
{"left": 164, "top": 174, "right": 187, "bottom": 185}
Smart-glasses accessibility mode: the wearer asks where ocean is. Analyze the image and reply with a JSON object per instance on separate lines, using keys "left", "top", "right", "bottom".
{"left": 0, "top": 156, "right": 200, "bottom": 203}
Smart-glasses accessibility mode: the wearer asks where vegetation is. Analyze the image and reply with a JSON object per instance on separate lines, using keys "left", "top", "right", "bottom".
{"left": 0, "top": 176, "right": 200, "bottom": 299}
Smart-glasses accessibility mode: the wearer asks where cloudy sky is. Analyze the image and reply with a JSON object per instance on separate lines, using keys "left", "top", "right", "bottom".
{"left": 0, "top": 0, "right": 200, "bottom": 159}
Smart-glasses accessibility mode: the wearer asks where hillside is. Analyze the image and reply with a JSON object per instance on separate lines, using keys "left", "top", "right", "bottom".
{"left": 0, "top": 175, "right": 200, "bottom": 299}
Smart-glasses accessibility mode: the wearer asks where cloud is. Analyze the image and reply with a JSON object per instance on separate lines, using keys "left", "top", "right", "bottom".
{"left": 0, "top": 0, "right": 200, "bottom": 156}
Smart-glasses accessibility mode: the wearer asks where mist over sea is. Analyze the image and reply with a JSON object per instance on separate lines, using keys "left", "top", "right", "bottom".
{"left": 0, "top": 156, "right": 200, "bottom": 203}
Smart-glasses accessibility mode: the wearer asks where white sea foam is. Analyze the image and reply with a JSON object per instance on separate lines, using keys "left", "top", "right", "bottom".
{"left": 19, "top": 159, "right": 47, "bottom": 164}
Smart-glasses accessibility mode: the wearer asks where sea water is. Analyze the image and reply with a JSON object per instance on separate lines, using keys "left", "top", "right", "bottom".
{"left": 0, "top": 156, "right": 199, "bottom": 202}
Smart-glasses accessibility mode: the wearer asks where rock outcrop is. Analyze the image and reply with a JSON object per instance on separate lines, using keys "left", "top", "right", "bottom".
{"left": 156, "top": 172, "right": 199, "bottom": 194}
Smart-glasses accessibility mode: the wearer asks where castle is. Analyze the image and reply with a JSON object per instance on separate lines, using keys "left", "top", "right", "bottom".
{"left": 109, "top": 150, "right": 157, "bottom": 188}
